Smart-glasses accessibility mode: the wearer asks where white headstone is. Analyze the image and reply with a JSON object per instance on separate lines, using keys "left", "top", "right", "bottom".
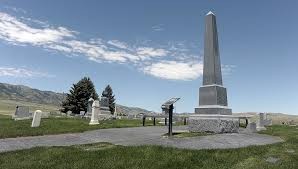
{"left": 89, "top": 100, "right": 100, "bottom": 125}
{"left": 31, "top": 110, "right": 42, "bottom": 127}
{"left": 67, "top": 111, "right": 72, "bottom": 116}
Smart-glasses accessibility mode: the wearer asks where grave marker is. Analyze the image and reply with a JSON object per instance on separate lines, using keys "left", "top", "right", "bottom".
{"left": 13, "top": 106, "right": 31, "bottom": 120}
{"left": 31, "top": 110, "right": 42, "bottom": 127}
{"left": 89, "top": 100, "right": 100, "bottom": 125}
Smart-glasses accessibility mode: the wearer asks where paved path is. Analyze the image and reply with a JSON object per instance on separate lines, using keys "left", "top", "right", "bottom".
{"left": 0, "top": 126, "right": 283, "bottom": 152}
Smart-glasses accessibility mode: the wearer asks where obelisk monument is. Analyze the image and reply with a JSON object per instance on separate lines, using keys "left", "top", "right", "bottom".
{"left": 195, "top": 11, "right": 231, "bottom": 115}
{"left": 189, "top": 11, "right": 238, "bottom": 133}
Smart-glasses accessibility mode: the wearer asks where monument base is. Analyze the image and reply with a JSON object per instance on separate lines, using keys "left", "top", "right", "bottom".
{"left": 195, "top": 106, "right": 232, "bottom": 115}
{"left": 99, "top": 107, "right": 112, "bottom": 120}
{"left": 14, "top": 117, "right": 32, "bottom": 121}
{"left": 98, "top": 114, "right": 113, "bottom": 120}
{"left": 89, "top": 120, "right": 99, "bottom": 125}
{"left": 188, "top": 114, "right": 239, "bottom": 133}
{"left": 256, "top": 127, "right": 266, "bottom": 131}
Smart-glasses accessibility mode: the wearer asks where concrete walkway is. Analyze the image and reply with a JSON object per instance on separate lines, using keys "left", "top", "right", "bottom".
{"left": 0, "top": 126, "right": 283, "bottom": 152}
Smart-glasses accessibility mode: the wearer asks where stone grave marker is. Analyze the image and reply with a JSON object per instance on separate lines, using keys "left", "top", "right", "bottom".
{"left": 80, "top": 111, "right": 85, "bottom": 117}
{"left": 13, "top": 106, "right": 31, "bottom": 120}
{"left": 67, "top": 111, "right": 72, "bottom": 116}
{"left": 257, "top": 113, "right": 267, "bottom": 131}
{"left": 85, "top": 98, "right": 94, "bottom": 118}
{"left": 31, "top": 110, "right": 42, "bottom": 127}
{"left": 246, "top": 122, "right": 257, "bottom": 133}
{"left": 89, "top": 100, "right": 100, "bottom": 125}
{"left": 99, "top": 95, "right": 112, "bottom": 120}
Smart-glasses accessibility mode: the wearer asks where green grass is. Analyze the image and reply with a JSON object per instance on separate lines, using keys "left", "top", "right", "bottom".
{"left": 0, "top": 125, "right": 297, "bottom": 169}
{"left": 0, "top": 99, "right": 59, "bottom": 115}
{"left": 0, "top": 114, "right": 164, "bottom": 139}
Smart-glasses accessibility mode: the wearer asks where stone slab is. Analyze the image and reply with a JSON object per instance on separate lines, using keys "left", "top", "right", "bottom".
{"left": 195, "top": 107, "right": 232, "bottom": 115}
{"left": 13, "top": 106, "right": 31, "bottom": 120}
{"left": 188, "top": 115, "right": 239, "bottom": 133}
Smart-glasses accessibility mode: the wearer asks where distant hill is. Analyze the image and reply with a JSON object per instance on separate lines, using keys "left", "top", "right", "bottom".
{"left": 0, "top": 83, "right": 65, "bottom": 106}
{"left": 234, "top": 112, "right": 298, "bottom": 124}
{"left": 0, "top": 82, "right": 152, "bottom": 115}
{"left": 116, "top": 104, "right": 152, "bottom": 116}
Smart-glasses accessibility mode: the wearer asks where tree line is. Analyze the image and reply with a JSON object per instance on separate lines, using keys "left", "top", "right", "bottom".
{"left": 61, "top": 77, "right": 115, "bottom": 114}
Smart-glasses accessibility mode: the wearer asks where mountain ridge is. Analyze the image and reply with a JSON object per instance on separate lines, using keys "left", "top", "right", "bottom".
{"left": 0, "top": 82, "right": 152, "bottom": 115}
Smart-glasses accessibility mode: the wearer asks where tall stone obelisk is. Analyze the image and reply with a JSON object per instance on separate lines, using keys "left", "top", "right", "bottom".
{"left": 189, "top": 11, "right": 238, "bottom": 133}
{"left": 195, "top": 11, "right": 231, "bottom": 115}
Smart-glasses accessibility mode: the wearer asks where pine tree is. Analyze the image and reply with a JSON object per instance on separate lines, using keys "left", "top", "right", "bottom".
{"left": 102, "top": 85, "right": 115, "bottom": 114}
{"left": 61, "top": 77, "right": 98, "bottom": 114}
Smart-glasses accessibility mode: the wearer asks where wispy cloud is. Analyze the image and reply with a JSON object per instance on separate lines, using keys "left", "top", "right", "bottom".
{"left": 107, "top": 40, "right": 129, "bottom": 49}
{"left": 136, "top": 47, "right": 169, "bottom": 58}
{"left": 4, "top": 6, "right": 27, "bottom": 14}
{"left": 0, "top": 67, "right": 54, "bottom": 78}
{"left": 0, "top": 9, "right": 233, "bottom": 81}
{"left": 152, "top": 24, "right": 164, "bottom": 32}
{"left": 143, "top": 61, "right": 203, "bottom": 81}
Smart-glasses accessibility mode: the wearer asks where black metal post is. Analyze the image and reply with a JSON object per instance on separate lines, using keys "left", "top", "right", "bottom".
{"left": 165, "top": 118, "right": 167, "bottom": 126}
{"left": 153, "top": 117, "right": 156, "bottom": 126}
{"left": 142, "top": 116, "right": 146, "bottom": 126}
{"left": 168, "top": 105, "right": 173, "bottom": 136}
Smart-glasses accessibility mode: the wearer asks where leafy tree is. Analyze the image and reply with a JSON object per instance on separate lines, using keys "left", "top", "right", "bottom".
{"left": 102, "top": 85, "right": 115, "bottom": 114}
{"left": 61, "top": 77, "right": 98, "bottom": 114}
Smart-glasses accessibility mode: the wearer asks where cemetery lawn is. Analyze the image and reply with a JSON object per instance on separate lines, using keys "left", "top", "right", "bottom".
{"left": 0, "top": 114, "right": 161, "bottom": 139}
{"left": 0, "top": 125, "right": 297, "bottom": 169}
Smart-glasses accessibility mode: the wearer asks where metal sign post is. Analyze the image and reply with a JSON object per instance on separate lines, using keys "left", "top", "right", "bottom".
{"left": 161, "top": 98, "right": 180, "bottom": 136}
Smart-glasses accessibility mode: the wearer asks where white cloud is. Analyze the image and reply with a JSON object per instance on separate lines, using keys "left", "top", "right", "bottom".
{"left": 0, "top": 13, "right": 75, "bottom": 45}
{"left": 142, "top": 61, "right": 203, "bottom": 81}
{"left": 0, "top": 10, "right": 234, "bottom": 81}
{"left": 4, "top": 6, "right": 27, "bottom": 14}
{"left": 152, "top": 24, "right": 164, "bottom": 31}
{"left": 0, "top": 12, "right": 169, "bottom": 64}
{"left": 137, "top": 47, "right": 168, "bottom": 58}
{"left": 0, "top": 67, "right": 53, "bottom": 78}
{"left": 107, "top": 40, "right": 129, "bottom": 49}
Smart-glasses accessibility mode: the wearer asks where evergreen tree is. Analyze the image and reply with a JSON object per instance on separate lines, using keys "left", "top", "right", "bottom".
{"left": 102, "top": 85, "right": 115, "bottom": 114}
{"left": 61, "top": 77, "right": 98, "bottom": 114}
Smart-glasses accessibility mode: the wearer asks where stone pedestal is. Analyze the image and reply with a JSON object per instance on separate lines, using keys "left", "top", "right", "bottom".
{"left": 195, "top": 106, "right": 232, "bottom": 115}
{"left": 99, "top": 106, "right": 112, "bottom": 120}
{"left": 188, "top": 115, "right": 239, "bottom": 133}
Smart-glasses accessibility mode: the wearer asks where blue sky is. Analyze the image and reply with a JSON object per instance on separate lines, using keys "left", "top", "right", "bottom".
{"left": 0, "top": 0, "right": 297, "bottom": 115}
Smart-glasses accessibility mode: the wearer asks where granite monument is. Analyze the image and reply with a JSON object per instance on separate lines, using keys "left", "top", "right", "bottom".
{"left": 99, "top": 93, "right": 112, "bottom": 120}
{"left": 189, "top": 11, "right": 239, "bottom": 133}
